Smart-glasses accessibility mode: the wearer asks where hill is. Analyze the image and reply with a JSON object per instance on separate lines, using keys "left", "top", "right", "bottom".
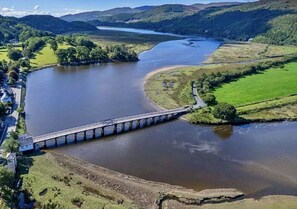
{"left": 0, "top": 15, "right": 53, "bottom": 44}
{"left": 61, "top": 7, "right": 153, "bottom": 22}
{"left": 62, "top": 3, "right": 242, "bottom": 24}
{"left": 103, "top": 0, "right": 297, "bottom": 45}
{"left": 20, "top": 15, "right": 98, "bottom": 34}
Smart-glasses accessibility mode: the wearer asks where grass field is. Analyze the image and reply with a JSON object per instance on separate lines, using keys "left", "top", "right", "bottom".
{"left": 205, "top": 42, "right": 297, "bottom": 64}
{"left": 20, "top": 152, "right": 135, "bottom": 209}
{"left": 30, "top": 43, "right": 70, "bottom": 68}
{"left": 214, "top": 62, "right": 297, "bottom": 106}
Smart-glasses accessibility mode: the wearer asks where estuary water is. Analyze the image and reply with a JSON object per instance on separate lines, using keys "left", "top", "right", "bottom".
{"left": 25, "top": 28, "right": 297, "bottom": 198}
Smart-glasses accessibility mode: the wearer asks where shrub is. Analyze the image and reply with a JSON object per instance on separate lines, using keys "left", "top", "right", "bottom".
{"left": 71, "top": 197, "right": 84, "bottom": 208}
{"left": 212, "top": 103, "right": 237, "bottom": 120}
{"left": 8, "top": 48, "right": 23, "bottom": 61}
{"left": 202, "top": 94, "right": 217, "bottom": 106}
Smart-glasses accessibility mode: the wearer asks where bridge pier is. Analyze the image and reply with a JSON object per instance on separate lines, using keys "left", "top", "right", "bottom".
{"left": 113, "top": 124, "right": 118, "bottom": 134}
{"left": 136, "top": 120, "right": 141, "bottom": 128}
{"left": 55, "top": 138, "right": 58, "bottom": 147}
{"left": 101, "top": 127, "right": 105, "bottom": 136}
{"left": 44, "top": 141, "right": 47, "bottom": 149}
{"left": 167, "top": 114, "right": 172, "bottom": 120}
{"left": 121, "top": 123, "right": 125, "bottom": 132}
{"left": 65, "top": 135, "right": 68, "bottom": 145}
{"left": 74, "top": 133, "right": 78, "bottom": 143}
{"left": 93, "top": 129, "right": 96, "bottom": 138}
{"left": 129, "top": 122, "right": 133, "bottom": 130}
{"left": 83, "top": 131, "right": 87, "bottom": 141}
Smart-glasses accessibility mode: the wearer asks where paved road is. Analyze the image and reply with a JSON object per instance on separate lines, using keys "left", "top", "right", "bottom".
{"left": 192, "top": 82, "right": 206, "bottom": 109}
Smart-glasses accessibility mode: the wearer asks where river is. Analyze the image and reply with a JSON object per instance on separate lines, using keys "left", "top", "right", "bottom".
{"left": 25, "top": 28, "right": 297, "bottom": 198}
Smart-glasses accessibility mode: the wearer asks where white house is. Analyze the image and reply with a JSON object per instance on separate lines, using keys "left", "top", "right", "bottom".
{"left": 6, "top": 152, "right": 17, "bottom": 174}
{"left": 18, "top": 134, "right": 34, "bottom": 152}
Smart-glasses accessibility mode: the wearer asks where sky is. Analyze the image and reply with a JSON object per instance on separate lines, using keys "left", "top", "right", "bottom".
{"left": 0, "top": 0, "right": 255, "bottom": 17}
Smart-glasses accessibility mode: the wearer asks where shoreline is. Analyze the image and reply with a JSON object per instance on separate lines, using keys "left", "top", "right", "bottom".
{"left": 144, "top": 65, "right": 191, "bottom": 112}
{"left": 21, "top": 151, "right": 297, "bottom": 209}
{"left": 143, "top": 65, "right": 297, "bottom": 126}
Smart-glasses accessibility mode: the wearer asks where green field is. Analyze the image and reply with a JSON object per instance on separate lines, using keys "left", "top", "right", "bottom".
{"left": 0, "top": 47, "right": 9, "bottom": 61}
{"left": 30, "top": 43, "right": 70, "bottom": 68}
{"left": 214, "top": 62, "right": 297, "bottom": 106}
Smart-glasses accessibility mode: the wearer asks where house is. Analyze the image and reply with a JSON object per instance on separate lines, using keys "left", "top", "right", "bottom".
{"left": 18, "top": 134, "right": 34, "bottom": 152}
{"left": 6, "top": 152, "right": 17, "bottom": 174}
{"left": 1, "top": 92, "right": 12, "bottom": 103}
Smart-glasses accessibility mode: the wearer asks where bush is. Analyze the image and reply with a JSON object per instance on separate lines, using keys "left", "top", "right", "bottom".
{"left": 202, "top": 94, "right": 217, "bottom": 106}
{"left": 212, "top": 103, "right": 237, "bottom": 120}
{"left": 8, "top": 48, "right": 23, "bottom": 61}
{"left": 71, "top": 197, "right": 84, "bottom": 208}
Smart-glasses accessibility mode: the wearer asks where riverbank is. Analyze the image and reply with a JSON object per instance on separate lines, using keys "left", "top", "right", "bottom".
{"left": 144, "top": 43, "right": 297, "bottom": 125}
{"left": 20, "top": 151, "right": 297, "bottom": 209}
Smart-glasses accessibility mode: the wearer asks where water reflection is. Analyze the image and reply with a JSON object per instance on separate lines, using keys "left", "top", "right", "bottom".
{"left": 212, "top": 125, "right": 234, "bottom": 140}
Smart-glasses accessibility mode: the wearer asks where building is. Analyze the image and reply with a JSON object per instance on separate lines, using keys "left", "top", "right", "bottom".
{"left": 18, "top": 134, "right": 34, "bottom": 152}
{"left": 6, "top": 152, "right": 17, "bottom": 174}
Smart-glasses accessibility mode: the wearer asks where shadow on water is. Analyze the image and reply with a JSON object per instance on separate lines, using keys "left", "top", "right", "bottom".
{"left": 212, "top": 125, "right": 233, "bottom": 140}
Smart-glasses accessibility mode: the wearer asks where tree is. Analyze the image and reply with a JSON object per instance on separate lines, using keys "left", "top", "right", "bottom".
{"left": 202, "top": 94, "right": 217, "bottom": 106}
{"left": 76, "top": 46, "right": 90, "bottom": 61}
{"left": 67, "top": 47, "right": 77, "bottom": 63}
{"left": 7, "top": 49, "right": 22, "bottom": 61}
{"left": 19, "top": 58, "right": 31, "bottom": 68}
{"left": 9, "top": 131, "right": 18, "bottom": 140}
{"left": 0, "top": 166, "right": 15, "bottom": 202}
{"left": 8, "top": 71, "right": 19, "bottom": 81}
{"left": 48, "top": 39, "right": 58, "bottom": 51}
{"left": 75, "top": 37, "right": 96, "bottom": 50}
{"left": 8, "top": 77, "right": 16, "bottom": 86}
{"left": 2, "top": 138, "right": 19, "bottom": 154}
{"left": 56, "top": 49, "right": 68, "bottom": 64}
{"left": 212, "top": 103, "right": 237, "bottom": 120}
{"left": 90, "top": 47, "right": 109, "bottom": 62}
{"left": 0, "top": 102, "right": 7, "bottom": 117}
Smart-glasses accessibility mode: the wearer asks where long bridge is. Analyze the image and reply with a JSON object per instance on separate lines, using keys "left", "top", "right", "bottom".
{"left": 31, "top": 82, "right": 205, "bottom": 149}
{"left": 32, "top": 106, "right": 193, "bottom": 149}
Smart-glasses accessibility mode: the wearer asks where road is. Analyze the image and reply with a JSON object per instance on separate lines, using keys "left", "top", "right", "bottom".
{"left": 192, "top": 82, "right": 206, "bottom": 109}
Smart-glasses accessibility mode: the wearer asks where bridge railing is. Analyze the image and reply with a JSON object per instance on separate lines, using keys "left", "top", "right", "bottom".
{"left": 33, "top": 107, "right": 191, "bottom": 142}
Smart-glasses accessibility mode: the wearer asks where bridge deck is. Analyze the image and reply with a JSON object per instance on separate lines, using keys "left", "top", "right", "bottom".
{"left": 33, "top": 107, "right": 191, "bottom": 143}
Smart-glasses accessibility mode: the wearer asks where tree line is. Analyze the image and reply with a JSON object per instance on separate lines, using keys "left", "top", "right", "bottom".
{"left": 55, "top": 36, "right": 138, "bottom": 65}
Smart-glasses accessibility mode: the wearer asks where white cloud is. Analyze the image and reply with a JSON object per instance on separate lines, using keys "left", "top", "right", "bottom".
{"left": 34, "top": 5, "right": 40, "bottom": 10}
{"left": 0, "top": 6, "right": 48, "bottom": 17}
